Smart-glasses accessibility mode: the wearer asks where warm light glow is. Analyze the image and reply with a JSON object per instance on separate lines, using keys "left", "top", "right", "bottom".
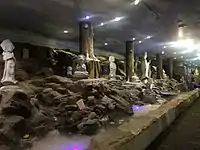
{"left": 134, "top": 0, "right": 140, "bottom": 5}
{"left": 169, "top": 39, "right": 195, "bottom": 50}
{"left": 104, "top": 43, "right": 108, "bottom": 46}
{"left": 64, "top": 30, "right": 68, "bottom": 33}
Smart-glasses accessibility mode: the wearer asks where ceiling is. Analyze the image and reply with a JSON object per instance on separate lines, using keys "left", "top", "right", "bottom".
{"left": 0, "top": 0, "right": 200, "bottom": 62}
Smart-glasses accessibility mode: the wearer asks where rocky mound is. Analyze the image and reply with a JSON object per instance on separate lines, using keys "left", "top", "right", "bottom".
{"left": 0, "top": 76, "right": 179, "bottom": 149}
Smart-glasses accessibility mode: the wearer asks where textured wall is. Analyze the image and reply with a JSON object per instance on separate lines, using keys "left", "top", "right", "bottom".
{"left": 0, "top": 28, "right": 124, "bottom": 59}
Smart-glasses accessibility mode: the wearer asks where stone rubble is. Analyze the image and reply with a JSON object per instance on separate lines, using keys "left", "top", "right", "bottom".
{"left": 0, "top": 76, "right": 179, "bottom": 149}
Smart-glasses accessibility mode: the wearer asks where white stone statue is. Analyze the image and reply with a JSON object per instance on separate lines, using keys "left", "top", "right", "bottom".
{"left": 109, "top": 56, "right": 116, "bottom": 80}
{"left": 73, "top": 55, "right": 89, "bottom": 79}
{"left": 67, "top": 66, "right": 72, "bottom": 77}
{"left": 1, "top": 39, "right": 17, "bottom": 85}
{"left": 144, "top": 52, "right": 151, "bottom": 78}
{"left": 75, "top": 55, "right": 87, "bottom": 72}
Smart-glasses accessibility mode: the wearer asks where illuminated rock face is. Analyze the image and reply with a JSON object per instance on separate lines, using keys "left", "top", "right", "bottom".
{"left": 1, "top": 39, "right": 17, "bottom": 85}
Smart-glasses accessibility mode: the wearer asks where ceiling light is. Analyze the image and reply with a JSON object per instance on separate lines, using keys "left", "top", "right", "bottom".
{"left": 86, "top": 16, "right": 90, "bottom": 20}
{"left": 181, "top": 56, "right": 183, "bottom": 58}
{"left": 146, "top": 36, "right": 151, "bottom": 39}
{"left": 100, "top": 22, "right": 104, "bottom": 26}
{"left": 132, "top": 38, "right": 136, "bottom": 41}
{"left": 162, "top": 51, "right": 165, "bottom": 54}
{"left": 104, "top": 43, "right": 108, "bottom": 46}
{"left": 134, "top": 0, "right": 140, "bottom": 5}
{"left": 139, "top": 41, "right": 142, "bottom": 43}
{"left": 173, "top": 52, "right": 177, "bottom": 54}
{"left": 163, "top": 46, "right": 167, "bottom": 49}
{"left": 174, "top": 57, "right": 177, "bottom": 60}
{"left": 63, "top": 30, "right": 68, "bottom": 33}
{"left": 113, "top": 17, "right": 123, "bottom": 22}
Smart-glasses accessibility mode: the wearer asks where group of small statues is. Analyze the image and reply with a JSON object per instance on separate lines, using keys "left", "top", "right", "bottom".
{"left": 0, "top": 39, "right": 167, "bottom": 85}
{"left": 71, "top": 54, "right": 117, "bottom": 80}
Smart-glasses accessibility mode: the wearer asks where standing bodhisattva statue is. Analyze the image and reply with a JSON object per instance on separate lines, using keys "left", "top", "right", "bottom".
{"left": 1, "top": 39, "right": 17, "bottom": 85}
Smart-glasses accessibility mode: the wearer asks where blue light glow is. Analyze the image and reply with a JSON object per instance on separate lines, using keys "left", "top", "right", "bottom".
{"left": 132, "top": 105, "right": 143, "bottom": 112}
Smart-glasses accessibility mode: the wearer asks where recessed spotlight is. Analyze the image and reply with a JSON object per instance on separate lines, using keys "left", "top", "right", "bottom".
{"left": 64, "top": 30, "right": 68, "bottom": 33}
{"left": 100, "top": 22, "right": 104, "bottom": 26}
{"left": 163, "top": 46, "right": 167, "bottom": 49}
{"left": 134, "top": 0, "right": 140, "bottom": 5}
{"left": 86, "top": 16, "right": 90, "bottom": 20}
{"left": 162, "top": 51, "right": 165, "bottom": 54}
{"left": 173, "top": 52, "right": 177, "bottom": 54}
{"left": 146, "top": 36, "right": 151, "bottom": 39}
{"left": 114, "top": 17, "right": 123, "bottom": 22}
{"left": 132, "top": 38, "right": 136, "bottom": 41}
{"left": 174, "top": 57, "right": 177, "bottom": 59}
{"left": 139, "top": 41, "right": 142, "bottom": 43}
{"left": 104, "top": 43, "right": 108, "bottom": 46}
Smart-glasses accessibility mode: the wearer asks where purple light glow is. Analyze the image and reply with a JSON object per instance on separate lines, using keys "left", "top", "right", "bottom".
{"left": 132, "top": 105, "right": 143, "bottom": 112}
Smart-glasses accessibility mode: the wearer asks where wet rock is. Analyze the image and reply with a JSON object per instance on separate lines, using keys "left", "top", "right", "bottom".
{"left": 36, "top": 89, "right": 62, "bottom": 106}
{"left": 142, "top": 95, "right": 157, "bottom": 104}
{"left": 101, "top": 96, "right": 115, "bottom": 110}
{"left": 79, "top": 119, "right": 100, "bottom": 135}
{"left": 0, "top": 90, "right": 32, "bottom": 118}
{"left": 0, "top": 116, "right": 26, "bottom": 146}
{"left": 70, "top": 111, "right": 83, "bottom": 122}
{"left": 87, "top": 96, "right": 97, "bottom": 106}
{"left": 65, "top": 105, "right": 78, "bottom": 111}
{"left": 45, "top": 75, "right": 73, "bottom": 84}
{"left": 29, "top": 110, "right": 54, "bottom": 137}
{"left": 88, "top": 112, "right": 97, "bottom": 119}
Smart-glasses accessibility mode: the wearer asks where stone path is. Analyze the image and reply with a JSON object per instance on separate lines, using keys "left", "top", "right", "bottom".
{"left": 147, "top": 98, "right": 200, "bottom": 150}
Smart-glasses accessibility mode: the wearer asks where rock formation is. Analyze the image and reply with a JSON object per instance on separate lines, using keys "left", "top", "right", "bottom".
{"left": 0, "top": 74, "right": 180, "bottom": 149}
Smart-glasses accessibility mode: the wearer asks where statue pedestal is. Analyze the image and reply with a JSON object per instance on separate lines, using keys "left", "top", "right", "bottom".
{"left": 73, "top": 71, "right": 89, "bottom": 79}
{"left": 0, "top": 85, "right": 22, "bottom": 93}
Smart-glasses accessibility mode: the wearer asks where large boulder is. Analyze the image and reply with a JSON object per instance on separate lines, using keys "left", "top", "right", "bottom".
{"left": 0, "top": 86, "right": 33, "bottom": 118}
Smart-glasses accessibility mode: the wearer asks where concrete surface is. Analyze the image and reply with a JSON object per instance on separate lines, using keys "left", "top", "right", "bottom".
{"left": 147, "top": 92, "right": 200, "bottom": 150}
{"left": 88, "top": 90, "right": 200, "bottom": 150}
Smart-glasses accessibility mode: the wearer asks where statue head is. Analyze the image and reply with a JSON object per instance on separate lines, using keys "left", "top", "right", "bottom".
{"left": 144, "top": 52, "right": 148, "bottom": 59}
{"left": 109, "top": 56, "right": 115, "bottom": 63}
{"left": 76, "top": 55, "right": 86, "bottom": 64}
{"left": 67, "top": 66, "right": 72, "bottom": 72}
{"left": 1, "top": 39, "right": 15, "bottom": 52}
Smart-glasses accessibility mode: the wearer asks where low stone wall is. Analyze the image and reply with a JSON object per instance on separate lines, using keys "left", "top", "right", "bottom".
{"left": 89, "top": 90, "right": 200, "bottom": 150}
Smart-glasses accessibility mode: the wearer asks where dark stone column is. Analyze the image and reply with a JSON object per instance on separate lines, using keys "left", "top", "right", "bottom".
{"left": 156, "top": 53, "right": 163, "bottom": 79}
{"left": 168, "top": 58, "right": 173, "bottom": 79}
{"left": 79, "top": 21, "right": 100, "bottom": 79}
{"left": 79, "top": 21, "right": 93, "bottom": 56}
{"left": 126, "top": 41, "right": 134, "bottom": 81}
